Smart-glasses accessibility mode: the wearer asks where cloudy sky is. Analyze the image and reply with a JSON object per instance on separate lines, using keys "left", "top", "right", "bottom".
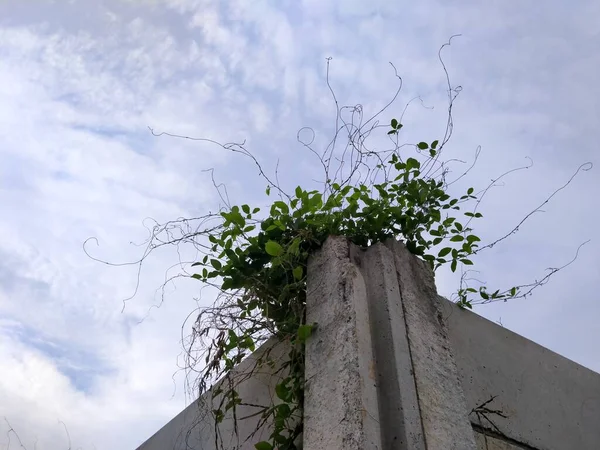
{"left": 0, "top": 0, "right": 598, "bottom": 448}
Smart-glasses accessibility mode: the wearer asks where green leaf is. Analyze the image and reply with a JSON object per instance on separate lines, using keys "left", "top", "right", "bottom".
{"left": 228, "top": 329, "right": 238, "bottom": 345}
{"left": 309, "top": 192, "right": 323, "bottom": 210}
{"left": 277, "top": 403, "right": 291, "bottom": 418}
{"left": 265, "top": 240, "right": 283, "bottom": 257}
{"left": 451, "top": 259, "right": 457, "bottom": 272}
{"left": 191, "top": 262, "right": 202, "bottom": 267}
{"left": 467, "top": 187, "right": 474, "bottom": 195}
{"left": 510, "top": 287, "right": 517, "bottom": 296}
{"left": 242, "top": 204, "right": 250, "bottom": 214}
{"left": 297, "top": 324, "right": 313, "bottom": 342}
{"left": 293, "top": 266, "right": 303, "bottom": 281}
{"left": 450, "top": 235, "right": 464, "bottom": 242}
{"left": 265, "top": 185, "right": 271, "bottom": 196}
{"left": 255, "top": 442, "right": 273, "bottom": 450}
{"left": 466, "top": 235, "right": 481, "bottom": 243}
{"left": 406, "top": 157, "right": 421, "bottom": 170}
{"left": 275, "top": 382, "right": 289, "bottom": 401}
{"left": 213, "top": 409, "right": 225, "bottom": 424}
{"left": 274, "top": 433, "right": 288, "bottom": 444}
{"left": 461, "top": 259, "right": 474, "bottom": 265}
{"left": 391, "top": 118, "right": 398, "bottom": 129}
{"left": 210, "top": 259, "right": 222, "bottom": 270}
{"left": 417, "top": 142, "right": 428, "bottom": 150}
{"left": 273, "top": 201, "right": 290, "bottom": 215}
{"left": 431, "top": 140, "right": 439, "bottom": 149}
{"left": 387, "top": 129, "right": 397, "bottom": 135}
{"left": 295, "top": 186, "right": 303, "bottom": 198}
{"left": 288, "top": 238, "right": 301, "bottom": 256}
{"left": 438, "top": 247, "right": 452, "bottom": 258}
{"left": 191, "top": 273, "right": 202, "bottom": 280}
{"left": 460, "top": 300, "right": 473, "bottom": 309}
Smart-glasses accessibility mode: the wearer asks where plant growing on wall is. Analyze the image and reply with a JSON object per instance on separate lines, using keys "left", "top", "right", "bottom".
{"left": 88, "top": 39, "right": 591, "bottom": 450}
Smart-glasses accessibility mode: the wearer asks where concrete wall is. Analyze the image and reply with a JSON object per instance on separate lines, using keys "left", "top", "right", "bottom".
{"left": 136, "top": 237, "right": 600, "bottom": 450}
{"left": 443, "top": 298, "right": 600, "bottom": 450}
{"left": 137, "top": 338, "right": 291, "bottom": 450}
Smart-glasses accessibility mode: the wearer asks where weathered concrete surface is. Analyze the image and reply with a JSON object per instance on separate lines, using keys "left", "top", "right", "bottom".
{"left": 442, "top": 299, "right": 600, "bottom": 450}
{"left": 385, "top": 240, "right": 477, "bottom": 450}
{"left": 136, "top": 338, "right": 290, "bottom": 450}
{"left": 304, "top": 236, "right": 382, "bottom": 449}
{"left": 305, "top": 237, "right": 477, "bottom": 450}
{"left": 353, "top": 243, "right": 425, "bottom": 450}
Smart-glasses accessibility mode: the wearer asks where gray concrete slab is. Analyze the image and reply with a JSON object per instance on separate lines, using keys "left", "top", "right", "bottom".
{"left": 443, "top": 299, "right": 600, "bottom": 450}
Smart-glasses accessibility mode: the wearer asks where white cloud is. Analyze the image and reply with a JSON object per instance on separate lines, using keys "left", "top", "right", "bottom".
{"left": 0, "top": 0, "right": 598, "bottom": 449}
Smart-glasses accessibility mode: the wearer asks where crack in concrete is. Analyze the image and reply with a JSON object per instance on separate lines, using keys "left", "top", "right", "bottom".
{"left": 472, "top": 424, "right": 541, "bottom": 450}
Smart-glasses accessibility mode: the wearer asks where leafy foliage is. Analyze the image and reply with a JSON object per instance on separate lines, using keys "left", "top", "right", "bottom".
{"left": 186, "top": 115, "right": 530, "bottom": 447}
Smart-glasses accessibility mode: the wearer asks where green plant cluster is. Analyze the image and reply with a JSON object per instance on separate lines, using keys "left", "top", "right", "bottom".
{"left": 191, "top": 119, "right": 519, "bottom": 450}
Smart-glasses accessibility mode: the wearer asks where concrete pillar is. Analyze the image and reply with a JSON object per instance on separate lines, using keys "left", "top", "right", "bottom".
{"left": 303, "top": 236, "right": 382, "bottom": 449}
{"left": 304, "top": 236, "right": 477, "bottom": 450}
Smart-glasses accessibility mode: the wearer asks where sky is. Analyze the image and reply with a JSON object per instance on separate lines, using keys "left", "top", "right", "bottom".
{"left": 0, "top": 0, "right": 598, "bottom": 448}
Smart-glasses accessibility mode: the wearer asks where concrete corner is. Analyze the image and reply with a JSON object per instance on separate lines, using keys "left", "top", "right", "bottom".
{"left": 304, "top": 237, "right": 477, "bottom": 450}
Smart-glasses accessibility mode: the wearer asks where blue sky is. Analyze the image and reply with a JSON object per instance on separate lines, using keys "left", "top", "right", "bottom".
{"left": 0, "top": 0, "right": 598, "bottom": 448}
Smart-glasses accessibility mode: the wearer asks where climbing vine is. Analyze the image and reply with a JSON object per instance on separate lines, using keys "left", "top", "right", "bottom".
{"left": 88, "top": 41, "right": 591, "bottom": 450}
{"left": 176, "top": 115, "right": 587, "bottom": 449}
{"left": 188, "top": 125, "right": 519, "bottom": 449}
